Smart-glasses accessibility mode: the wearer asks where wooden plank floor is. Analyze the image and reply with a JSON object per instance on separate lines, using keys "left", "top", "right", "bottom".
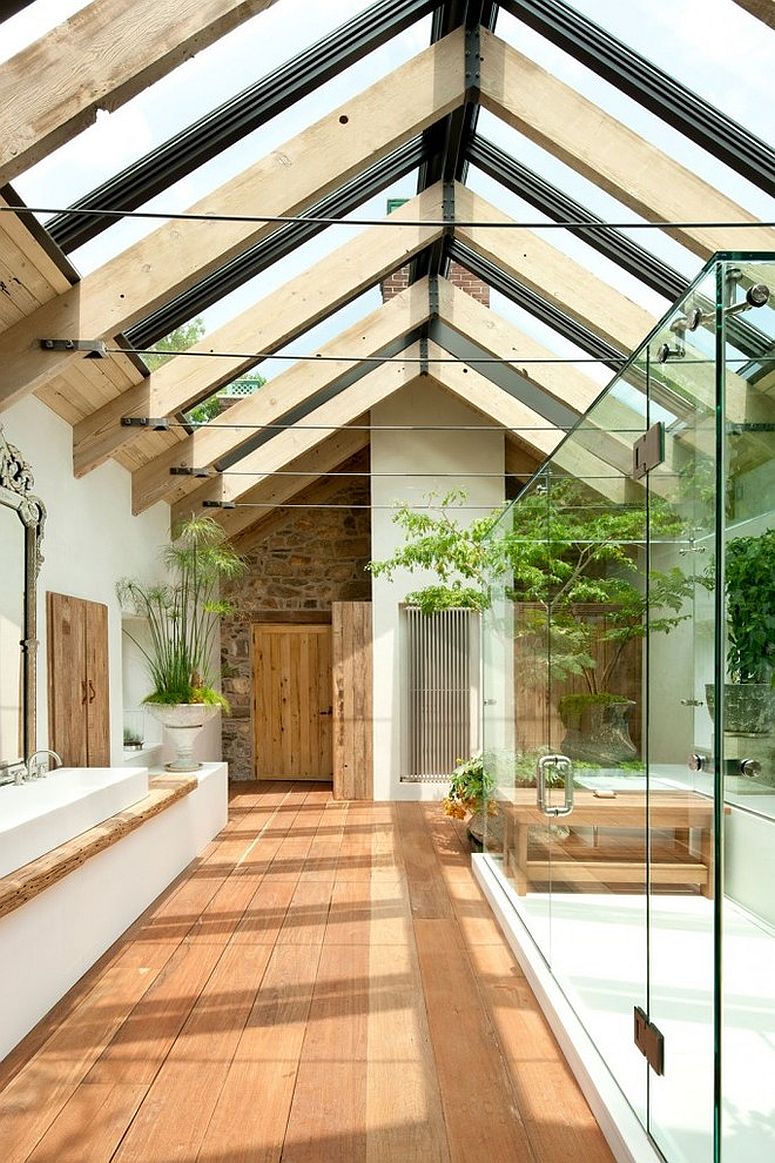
{"left": 0, "top": 783, "right": 615, "bottom": 1163}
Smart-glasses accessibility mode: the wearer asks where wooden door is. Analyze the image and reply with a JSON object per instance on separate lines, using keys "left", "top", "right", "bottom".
{"left": 48, "top": 592, "right": 110, "bottom": 766}
{"left": 48, "top": 592, "right": 88, "bottom": 766}
{"left": 85, "top": 600, "right": 110, "bottom": 765}
{"left": 252, "top": 624, "right": 333, "bottom": 780}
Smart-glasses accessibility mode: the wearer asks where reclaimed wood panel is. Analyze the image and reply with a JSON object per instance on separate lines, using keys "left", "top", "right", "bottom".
{"left": 332, "top": 601, "right": 373, "bottom": 801}
{"left": 0, "top": 776, "right": 196, "bottom": 921}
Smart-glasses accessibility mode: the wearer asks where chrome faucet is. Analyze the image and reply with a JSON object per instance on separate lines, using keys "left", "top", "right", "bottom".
{"left": 23, "top": 749, "right": 63, "bottom": 782}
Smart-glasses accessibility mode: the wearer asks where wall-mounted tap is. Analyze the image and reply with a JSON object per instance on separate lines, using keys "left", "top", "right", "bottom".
{"left": 23, "top": 749, "right": 63, "bottom": 781}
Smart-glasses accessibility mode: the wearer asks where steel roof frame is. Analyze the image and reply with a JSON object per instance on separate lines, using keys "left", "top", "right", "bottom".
{"left": 498, "top": 0, "right": 775, "bottom": 196}
{"left": 448, "top": 238, "right": 626, "bottom": 368}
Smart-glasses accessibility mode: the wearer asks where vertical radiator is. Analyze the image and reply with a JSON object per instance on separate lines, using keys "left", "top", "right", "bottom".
{"left": 404, "top": 607, "right": 476, "bottom": 781}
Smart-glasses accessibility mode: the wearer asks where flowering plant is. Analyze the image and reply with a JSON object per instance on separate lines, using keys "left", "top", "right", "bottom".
{"left": 442, "top": 752, "right": 498, "bottom": 820}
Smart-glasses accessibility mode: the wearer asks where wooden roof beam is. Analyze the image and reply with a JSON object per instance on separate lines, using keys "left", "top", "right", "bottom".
{"left": 478, "top": 28, "right": 775, "bottom": 257}
{"left": 212, "top": 428, "right": 371, "bottom": 540}
{"left": 455, "top": 187, "right": 775, "bottom": 426}
{"left": 0, "top": 0, "right": 280, "bottom": 186}
{"left": 170, "top": 351, "right": 423, "bottom": 526}
{"left": 131, "top": 276, "right": 435, "bottom": 514}
{"left": 0, "top": 28, "right": 467, "bottom": 410}
{"left": 72, "top": 185, "right": 445, "bottom": 476}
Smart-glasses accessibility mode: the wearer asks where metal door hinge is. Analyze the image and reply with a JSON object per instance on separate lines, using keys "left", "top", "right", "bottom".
{"left": 634, "top": 1006, "right": 664, "bottom": 1075}
{"left": 632, "top": 421, "right": 665, "bottom": 480}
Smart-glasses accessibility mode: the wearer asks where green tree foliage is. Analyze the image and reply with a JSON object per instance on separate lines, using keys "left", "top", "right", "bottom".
{"left": 368, "top": 481, "right": 697, "bottom": 694}
{"left": 142, "top": 318, "right": 206, "bottom": 370}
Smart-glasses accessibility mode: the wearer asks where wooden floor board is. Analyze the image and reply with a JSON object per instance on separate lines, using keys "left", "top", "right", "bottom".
{"left": 0, "top": 782, "right": 614, "bottom": 1163}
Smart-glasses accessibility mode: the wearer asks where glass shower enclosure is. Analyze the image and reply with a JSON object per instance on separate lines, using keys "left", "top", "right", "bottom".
{"left": 479, "top": 254, "right": 775, "bottom": 1163}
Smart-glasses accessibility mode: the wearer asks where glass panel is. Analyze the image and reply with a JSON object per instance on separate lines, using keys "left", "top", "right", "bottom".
{"left": 480, "top": 253, "right": 775, "bottom": 1163}
{"left": 483, "top": 466, "right": 553, "bottom": 958}
{"left": 646, "top": 268, "right": 718, "bottom": 1163}
{"left": 545, "top": 357, "right": 649, "bottom": 1128}
{"left": 720, "top": 257, "right": 775, "bottom": 1163}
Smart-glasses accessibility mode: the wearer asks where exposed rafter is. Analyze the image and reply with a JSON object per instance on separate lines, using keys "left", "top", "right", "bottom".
{"left": 125, "top": 135, "right": 426, "bottom": 350}
{"left": 478, "top": 28, "right": 775, "bottom": 258}
{"left": 0, "top": 29, "right": 467, "bottom": 411}
{"left": 732, "top": 0, "right": 775, "bottom": 27}
{"left": 499, "top": 0, "right": 775, "bottom": 195}
{"left": 468, "top": 135, "right": 688, "bottom": 302}
{"left": 448, "top": 240, "right": 626, "bottom": 368}
{"left": 0, "top": 1, "right": 280, "bottom": 187}
{"left": 171, "top": 346, "right": 423, "bottom": 523}
{"left": 47, "top": 0, "right": 439, "bottom": 252}
{"left": 131, "top": 277, "right": 435, "bottom": 514}
{"left": 74, "top": 185, "right": 445, "bottom": 475}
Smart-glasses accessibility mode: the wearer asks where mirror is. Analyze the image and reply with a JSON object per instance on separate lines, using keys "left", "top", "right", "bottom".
{"left": 0, "top": 428, "right": 45, "bottom": 783}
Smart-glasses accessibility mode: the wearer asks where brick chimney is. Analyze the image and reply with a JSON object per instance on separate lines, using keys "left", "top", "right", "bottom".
{"left": 381, "top": 259, "right": 490, "bottom": 306}
{"left": 379, "top": 199, "right": 490, "bottom": 307}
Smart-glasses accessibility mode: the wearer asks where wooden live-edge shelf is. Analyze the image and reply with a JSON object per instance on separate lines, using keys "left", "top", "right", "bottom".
{"left": 0, "top": 775, "right": 197, "bottom": 921}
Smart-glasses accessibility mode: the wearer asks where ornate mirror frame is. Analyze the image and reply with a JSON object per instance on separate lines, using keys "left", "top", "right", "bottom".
{"left": 0, "top": 427, "right": 45, "bottom": 778}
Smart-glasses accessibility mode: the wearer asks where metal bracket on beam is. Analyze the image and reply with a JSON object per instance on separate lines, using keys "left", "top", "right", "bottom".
{"left": 40, "top": 338, "right": 107, "bottom": 358}
{"left": 428, "top": 276, "right": 440, "bottom": 319}
{"left": 419, "top": 334, "right": 429, "bottom": 376}
{"left": 169, "top": 466, "right": 211, "bottom": 478}
{"left": 203, "top": 499, "right": 235, "bottom": 509}
{"left": 464, "top": 24, "right": 482, "bottom": 100}
{"left": 120, "top": 416, "right": 170, "bottom": 431}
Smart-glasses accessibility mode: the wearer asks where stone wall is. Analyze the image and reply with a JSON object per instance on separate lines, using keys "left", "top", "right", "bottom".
{"left": 220, "top": 459, "right": 371, "bottom": 779}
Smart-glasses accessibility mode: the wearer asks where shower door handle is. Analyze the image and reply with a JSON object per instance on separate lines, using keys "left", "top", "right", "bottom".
{"left": 537, "top": 754, "right": 574, "bottom": 817}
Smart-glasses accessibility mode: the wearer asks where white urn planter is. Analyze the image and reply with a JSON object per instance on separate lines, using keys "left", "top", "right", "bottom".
{"left": 146, "top": 703, "right": 220, "bottom": 771}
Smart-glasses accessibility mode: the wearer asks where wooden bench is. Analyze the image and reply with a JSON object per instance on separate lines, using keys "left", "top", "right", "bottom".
{"left": 499, "top": 789, "right": 717, "bottom": 897}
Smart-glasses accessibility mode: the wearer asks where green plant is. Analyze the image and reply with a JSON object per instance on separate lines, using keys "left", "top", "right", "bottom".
{"left": 724, "top": 530, "right": 775, "bottom": 684}
{"left": 117, "top": 515, "right": 246, "bottom": 707}
{"left": 368, "top": 482, "right": 695, "bottom": 694}
{"left": 442, "top": 753, "right": 497, "bottom": 819}
{"left": 123, "top": 727, "right": 143, "bottom": 746}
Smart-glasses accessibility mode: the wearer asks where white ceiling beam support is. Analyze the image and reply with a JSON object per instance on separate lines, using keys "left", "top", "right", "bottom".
{"left": 0, "top": 28, "right": 467, "bottom": 410}
{"left": 0, "top": 0, "right": 279, "bottom": 186}
{"left": 478, "top": 28, "right": 775, "bottom": 257}
{"left": 72, "top": 186, "right": 446, "bottom": 476}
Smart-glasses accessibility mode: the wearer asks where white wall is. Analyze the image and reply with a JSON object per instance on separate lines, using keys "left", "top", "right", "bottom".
{"left": 1, "top": 396, "right": 221, "bottom": 766}
{"left": 370, "top": 378, "right": 504, "bottom": 800}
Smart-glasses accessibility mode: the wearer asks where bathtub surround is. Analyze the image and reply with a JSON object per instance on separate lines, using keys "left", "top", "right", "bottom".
{"left": 0, "top": 762, "right": 227, "bottom": 1062}
{"left": 0, "top": 766, "right": 149, "bottom": 878}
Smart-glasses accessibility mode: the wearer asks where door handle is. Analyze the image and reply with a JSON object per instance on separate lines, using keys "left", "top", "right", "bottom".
{"left": 319, "top": 707, "right": 333, "bottom": 716}
{"left": 81, "top": 679, "right": 88, "bottom": 704}
{"left": 537, "top": 754, "right": 574, "bottom": 817}
{"left": 88, "top": 680, "right": 96, "bottom": 704}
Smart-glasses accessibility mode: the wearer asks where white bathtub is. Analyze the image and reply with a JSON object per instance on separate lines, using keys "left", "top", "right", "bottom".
{"left": 0, "top": 767, "right": 149, "bottom": 879}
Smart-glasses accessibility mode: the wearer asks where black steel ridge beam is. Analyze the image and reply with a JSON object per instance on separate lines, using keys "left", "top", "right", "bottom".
{"left": 468, "top": 135, "right": 689, "bottom": 302}
{"left": 214, "top": 326, "right": 426, "bottom": 471}
{"left": 125, "top": 135, "right": 426, "bottom": 350}
{"left": 46, "top": 0, "right": 438, "bottom": 253}
{"left": 428, "top": 315, "right": 579, "bottom": 429}
{"left": 415, "top": 4, "right": 498, "bottom": 281}
{"left": 448, "top": 239, "right": 626, "bottom": 369}
{"left": 498, "top": 0, "right": 775, "bottom": 196}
